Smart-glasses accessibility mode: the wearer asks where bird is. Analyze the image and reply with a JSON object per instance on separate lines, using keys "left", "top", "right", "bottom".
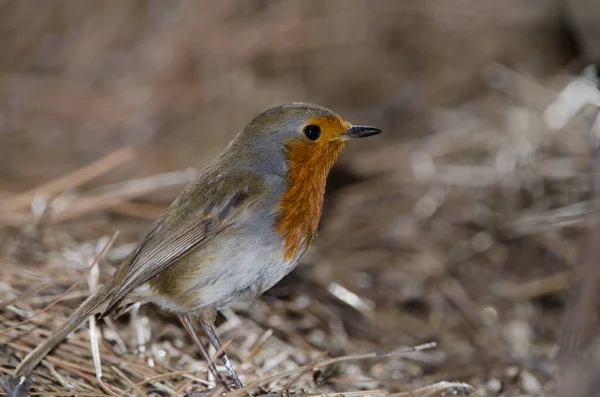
{"left": 6, "top": 102, "right": 382, "bottom": 393}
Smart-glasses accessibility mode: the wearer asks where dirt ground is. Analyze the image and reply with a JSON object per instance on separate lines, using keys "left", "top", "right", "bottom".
{"left": 1, "top": 1, "right": 600, "bottom": 396}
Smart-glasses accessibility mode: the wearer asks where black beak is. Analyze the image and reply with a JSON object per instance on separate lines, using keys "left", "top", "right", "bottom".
{"left": 345, "top": 125, "right": 383, "bottom": 139}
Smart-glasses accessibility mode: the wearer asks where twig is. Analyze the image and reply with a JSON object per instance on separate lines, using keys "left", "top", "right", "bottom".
{"left": 1, "top": 148, "right": 135, "bottom": 213}
{"left": 503, "top": 271, "right": 573, "bottom": 301}
{"left": 112, "top": 366, "right": 148, "bottom": 397}
{"left": 87, "top": 239, "right": 123, "bottom": 397}
{"left": 3, "top": 168, "right": 196, "bottom": 226}
{"left": 109, "top": 202, "right": 167, "bottom": 220}
{"left": 282, "top": 351, "right": 327, "bottom": 389}
{"left": 0, "top": 283, "right": 52, "bottom": 311}
{"left": 226, "top": 342, "right": 437, "bottom": 397}
{"left": 0, "top": 231, "right": 119, "bottom": 334}
{"left": 306, "top": 391, "right": 387, "bottom": 397}
{"left": 118, "top": 340, "right": 232, "bottom": 396}
{"left": 387, "top": 381, "right": 475, "bottom": 397}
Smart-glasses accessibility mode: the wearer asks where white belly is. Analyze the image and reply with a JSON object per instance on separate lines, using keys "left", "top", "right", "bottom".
{"left": 140, "top": 229, "right": 304, "bottom": 313}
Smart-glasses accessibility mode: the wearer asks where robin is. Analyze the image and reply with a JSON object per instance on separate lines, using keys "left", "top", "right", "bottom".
{"left": 6, "top": 102, "right": 382, "bottom": 393}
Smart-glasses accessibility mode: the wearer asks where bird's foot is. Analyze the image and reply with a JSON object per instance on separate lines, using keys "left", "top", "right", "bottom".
{"left": 0, "top": 376, "right": 32, "bottom": 397}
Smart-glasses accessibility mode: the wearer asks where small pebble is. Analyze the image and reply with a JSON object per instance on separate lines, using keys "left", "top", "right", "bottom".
{"left": 520, "top": 370, "right": 542, "bottom": 394}
{"left": 485, "top": 378, "right": 502, "bottom": 393}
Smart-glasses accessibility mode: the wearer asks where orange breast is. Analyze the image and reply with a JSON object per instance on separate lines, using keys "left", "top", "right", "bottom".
{"left": 274, "top": 135, "right": 346, "bottom": 260}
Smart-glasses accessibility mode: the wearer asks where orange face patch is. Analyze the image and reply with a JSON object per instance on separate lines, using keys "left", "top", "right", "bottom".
{"left": 305, "top": 114, "right": 351, "bottom": 142}
{"left": 274, "top": 115, "right": 350, "bottom": 260}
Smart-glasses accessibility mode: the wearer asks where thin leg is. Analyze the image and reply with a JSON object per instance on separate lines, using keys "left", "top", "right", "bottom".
{"left": 200, "top": 322, "right": 244, "bottom": 389}
{"left": 179, "top": 315, "right": 230, "bottom": 391}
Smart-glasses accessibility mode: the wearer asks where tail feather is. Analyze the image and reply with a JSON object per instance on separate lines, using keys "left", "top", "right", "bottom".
{"left": 13, "top": 285, "right": 113, "bottom": 379}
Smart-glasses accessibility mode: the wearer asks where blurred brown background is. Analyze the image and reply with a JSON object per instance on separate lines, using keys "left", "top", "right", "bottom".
{"left": 2, "top": 1, "right": 600, "bottom": 396}
{"left": 0, "top": 0, "right": 587, "bottom": 187}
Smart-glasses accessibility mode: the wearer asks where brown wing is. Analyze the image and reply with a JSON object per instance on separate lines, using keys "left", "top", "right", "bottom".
{"left": 100, "top": 188, "right": 250, "bottom": 317}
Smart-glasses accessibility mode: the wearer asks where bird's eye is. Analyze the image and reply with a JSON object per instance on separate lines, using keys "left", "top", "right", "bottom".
{"left": 303, "top": 125, "right": 321, "bottom": 141}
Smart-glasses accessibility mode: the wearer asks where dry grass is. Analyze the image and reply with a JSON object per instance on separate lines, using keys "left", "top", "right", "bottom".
{"left": 1, "top": 65, "right": 598, "bottom": 396}
{"left": 1, "top": 1, "right": 599, "bottom": 396}
{"left": 0, "top": 152, "right": 445, "bottom": 396}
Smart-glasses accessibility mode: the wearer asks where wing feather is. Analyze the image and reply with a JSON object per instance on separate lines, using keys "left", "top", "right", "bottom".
{"left": 100, "top": 186, "right": 251, "bottom": 317}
